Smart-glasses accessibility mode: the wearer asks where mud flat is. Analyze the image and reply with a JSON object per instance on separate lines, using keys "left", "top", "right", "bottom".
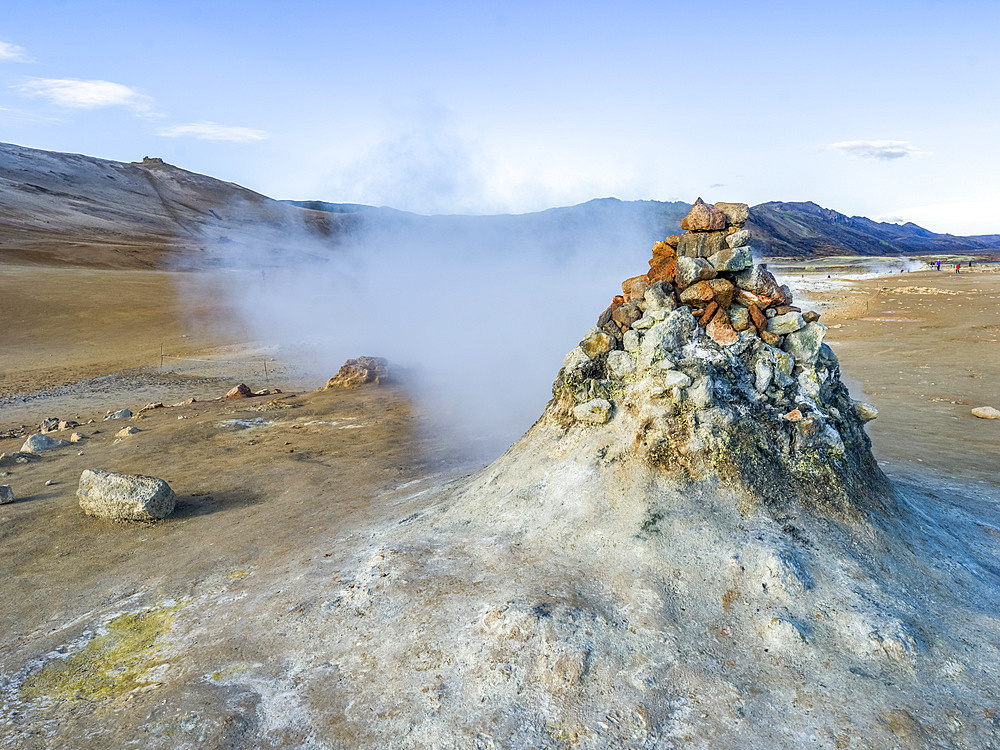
{"left": 1, "top": 255, "right": 999, "bottom": 747}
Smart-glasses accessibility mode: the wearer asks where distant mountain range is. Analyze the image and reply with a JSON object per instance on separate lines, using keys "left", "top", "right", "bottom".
{"left": 1, "top": 141, "right": 997, "bottom": 269}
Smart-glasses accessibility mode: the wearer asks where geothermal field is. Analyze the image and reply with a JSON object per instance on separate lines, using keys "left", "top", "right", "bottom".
{"left": 2, "top": 151, "right": 1000, "bottom": 749}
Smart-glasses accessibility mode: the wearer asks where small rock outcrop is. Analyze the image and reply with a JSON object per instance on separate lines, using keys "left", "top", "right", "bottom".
{"left": 104, "top": 409, "right": 133, "bottom": 421}
{"left": 550, "top": 200, "right": 889, "bottom": 516}
{"left": 972, "top": 406, "right": 1000, "bottom": 419}
{"left": 20, "top": 434, "right": 69, "bottom": 453}
{"left": 325, "top": 356, "right": 390, "bottom": 389}
{"left": 0, "top": 485, "right": 13, "bottom": 504}
{"left": 77, "top": 469, "right": 176, "bottom": 521}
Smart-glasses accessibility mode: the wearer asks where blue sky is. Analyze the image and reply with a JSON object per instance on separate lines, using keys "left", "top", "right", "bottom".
{"left": 1, "top": 0, "right": 998, "bottom": 233}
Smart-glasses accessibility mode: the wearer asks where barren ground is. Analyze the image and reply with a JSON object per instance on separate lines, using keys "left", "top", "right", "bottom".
{"left": 1, "top": 259, "right": 999, "bottom": 747}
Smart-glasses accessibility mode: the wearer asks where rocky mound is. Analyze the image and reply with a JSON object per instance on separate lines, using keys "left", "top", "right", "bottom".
{"left": 549, "top": 199, "right": 887, "bottom": 517}
{"left": 325, "top": 356, "right": 390, "bottom": 388}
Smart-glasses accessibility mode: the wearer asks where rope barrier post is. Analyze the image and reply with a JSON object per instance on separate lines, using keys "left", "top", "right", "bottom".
{"left": 264, "top": 357, "right": 269, "bottom": 383}
{"left": 160, "top": 344, "right": 164, "bottom": 369}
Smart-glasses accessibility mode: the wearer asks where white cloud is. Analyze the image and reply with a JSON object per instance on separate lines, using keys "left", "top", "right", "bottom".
{"left": 823, "top": 140, "right": 923, "bottom": 161}
{"left": 16, "top": 77, "right": 152, "bottom": 112}
{"left": 0, "top": 41, "right": 29, "bottom": 61}
{"left": 157, "top": 121, "right": 269, "bottom": 143}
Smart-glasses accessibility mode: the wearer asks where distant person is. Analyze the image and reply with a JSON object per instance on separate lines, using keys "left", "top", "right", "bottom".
{"left": 936, "top": 260, "right": 941, "bottom": 271}
{"left": 956, "top": 263, "right": 961, "bottom": 274}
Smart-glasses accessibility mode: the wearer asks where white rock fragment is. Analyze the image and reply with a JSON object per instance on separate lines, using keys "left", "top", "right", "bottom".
{"left": 572, "top": 399, "right": 613, "bottom": 425}
{"left": 20, "top": 434, "right": 69, "bottom": 452}
{"left": 971, "top": 406, "right": 1000, "bottom": 420}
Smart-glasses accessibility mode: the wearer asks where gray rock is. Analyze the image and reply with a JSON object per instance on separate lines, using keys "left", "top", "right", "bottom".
{"left": 639, "top": 309, "right": 698, "bottom": 368}
{"left": 688, "top": 378, "right": 715, "bottom": 409}
{"left": 729, "top": 306, "right": 750, "bottom": 331}
{"left": 726, "top": 229, "right": 752, "bottom": 248}
{"left": 104, "top": 409, "right": 133, "bottom": 421}
{"left": 561, "top": 346, "right": 591, "bottom": 376}
{"left": 783, "top": 322, "right": 827, "bottom": 363}
{"left": 674, "top": 257, "right": 716, "bottom": 289}
{"left": 77, "top": 469, "right": 176, "bottom": 521}
{"left": 767, "top": 312, "right": 806, "bottom": 335}
{"left": 0, "top": 485, "right": 13, "bottom": 504}
{"left": 40, "top": 417, "right": 59, "bottom": 433}
{"left": 59, "top": 420, "right": 79, "bottom": 430}
{"left": 606, "top": 351, "right": 637, "bottom": 379}
{"left": 707, "top": 247, "right": 752, "bottom": 273}
{"left": 115, "top": 426, "right": 140, "bottom": 438}
{"left": 623, "top": 330, "right": 642, "bottom": 353}
{"left": 572, "top": 399, "right": 613, "bottom": 425}
{"left": 0, "top": 452, "right": 41, "bottom": 467}
{"left": 734, "top": 264, "right": 784, "bottom": 299}
{"left": 580, "top": 328, "right": 615, "bottom": 358}
{"left": 660, "top": 370, "right": 693, "bottom": 389}
{"left": 677, "top": 230, "right": 729, "bottom": 259}
{"left": 854, "top": 402, "right": 879, "bottom": 423}
{"left": 643, "top": 281, "right": 676, "bottom": 312}
{"left": 20, "top": 434, "right": 69, "bottom": 452}
{"left": 714, "top": 201, "right": 749, "bottom": 226}
{"left": 632, "top": 315, "right": 656, "bottom": 331}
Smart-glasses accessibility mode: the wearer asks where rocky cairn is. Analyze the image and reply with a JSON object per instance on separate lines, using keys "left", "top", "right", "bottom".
{"left": 550, "top": 199, "right": 887, "bottom": 515}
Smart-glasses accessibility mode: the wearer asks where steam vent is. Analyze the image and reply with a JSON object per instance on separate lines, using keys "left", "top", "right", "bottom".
{"left": 548, "top": 198, "right": 889, "bottom": 517}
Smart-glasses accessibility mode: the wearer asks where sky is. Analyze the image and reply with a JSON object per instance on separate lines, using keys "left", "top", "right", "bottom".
{"left": 1, "top": 0, "right": 998, "bottom": 234}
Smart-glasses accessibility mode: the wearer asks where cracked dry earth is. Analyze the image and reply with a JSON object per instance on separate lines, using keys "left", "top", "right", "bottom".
{"left": 1, "top": 264, "right": 1000, "bottom": 748}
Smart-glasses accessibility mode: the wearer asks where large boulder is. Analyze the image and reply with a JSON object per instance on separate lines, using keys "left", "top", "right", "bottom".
{"left": 326, "top": 356, "right": 390, "bottom": 389}
{"left": 20, "top": 434, "right": 69, "bottom": 452}
{"left": 677, "top": 231, "right": 729, "bottom": 259}
{"left": 77, "top": 469, "right": 176, "bottom": 521}
{"left": 680, "top": 197, "right": 726, "bottom": 231}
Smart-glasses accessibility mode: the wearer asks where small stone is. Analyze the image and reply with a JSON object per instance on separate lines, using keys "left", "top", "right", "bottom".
{"left": 802, "top": 311, "right": 821, "bottom": 323}
{"left": 674, "top": 257, "right": 717, "bottom": 289}
{"left": 139, "top": 402, "right": 165, "bottom": 412}
{"left": 714, "top": 202, "right": 749, "bottom": 226}
{"left": 621, "top": 275, "right": 649, "bottom": 301}
{"left": 971, "top": 406, "right": 1000, "bottom": 420}
{"left": 780, "top": 285, "right": 793, "bottom": 305}
{"left": 729, "top": 306, "right": 750, "bottom": 332}
{"left": 623, "top": 330, "right": 642, "bottom": 353}
{"left": 115, "top": 426, "right": 140, "bottom": 438}
{"left": 562, "top": 346, "right": 591, "bottom": 374}
{"left": 677, "top": 231, "right": 730, "bottom": 259}
{"left": 854, "top": 401, "right": 879, "bottom": 423}
{"left": 58, "top": 420, "right": 79, "bottom": 431}
{"left": 643, "top": 281, "right": 676, "bottom": 312}
{"left": 660, "top": 370, "right": 692, "bottom": 389}
{"left": 69, "top": 432, "right": 86, "bottom": 443}
{"left": 774, "top": 306, "right": 801, "bottom": 315}
{"left": 20, "top": 434, "right": 69, "bottom": 452}
{"left": 767, "top": 312, "right": 806, "bottom": 335}
{"left": 45, "top": 479, "right": 54, "bottom": 486}
{"left": 40, "top": 417, "right": 59, "bottom": 433}
{"left": 77, "top": 469, "right": 176, "bottom": 521}
{"left": 680, "top": 197, "right": 726, "bottom": 231}
{"left": 781, "top": 409, "right": 803, "bottom": 421}
{"left": 0, "top": 485, "right": 13, "bottom": 504}
{"left": 606, "top": 351, "right": 637, "bottom": 379}
{"left": 104, "top": 409, "right": 133, "bottom": 420}
{"left": 707, "top": 247, "right": 752, "bottom": 273}
{"left": 612, "top": 300, "right": 643, "bottom": 329}
{"left": 726, "top": 228, "right": 752, "bottom": 248}
{"left": 761, "top": 330, "right": 781, "bottom": 347}
{"left": 580, "top": 329, "right": 615, "bottom": 358}
{"left": 749, "top": 304, "right": 769, "bottom": 332}
{"left": 225, "top": 384, "right": 254, "bottom": 399}
{"left": 782, "top": 322, "right": 826, "bottom": 363}
{"left": 706, "top": 311, "right": 740, "bottom": 346}
{"left": 663, "top": 235, "right": 680, "bottom": 248}
{"left": 572, "top": 399, "right": 613, "bottom": 425}
{"left": 632, "top": 315, "right": 656, "bottom": 331}
{"left": 678, "top": 280, "right": 716, "bottom": 306}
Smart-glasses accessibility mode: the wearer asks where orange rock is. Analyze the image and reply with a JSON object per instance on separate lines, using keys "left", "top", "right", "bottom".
{"left": 700, "top": 300, "right": 719, "bottom": 325}
{"left": 803, "top": 310, "right": 821, "bottom": 323}
{"left": 646, "top": 258, "right": 676, "bottom": 284}
{"left": 781, "top": 409, "right": 803, "bottom": 421}
{"left": 622, "top": 275, "right": 649, "bottom": 301}
{"left": 680, "top": 197, "right": 726, "bottom": 232}
{"left": 651, "top": 240, "right": 677, "bottom": 262}
{"left": 706, "top": 278, "right": 735, "bottom": 308}
{"left": 663, "top": 235, "right": 681, "bottom": 248}
{"left": 613, "top": 295, "right": 625, "bottom": 305}
{"left": 679, "top": 280, "right": 716, "bottom": 305}
{"left": 760, "top": 329, "right": 781, "bottom": 346}
{"left": 225, "top": 383, "right": 253, "bottom": 399}
{"left": 749, "top": 304, "right": 769, "bottom": 332}
{"left": 736, "top": 289, "right": 774, "bottom": 308}
{"left": 706, "top": 310, "right": 739, "bottom": 346}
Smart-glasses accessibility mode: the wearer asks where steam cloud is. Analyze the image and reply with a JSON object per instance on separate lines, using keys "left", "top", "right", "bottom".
{"left": 179, "top": 202, "right": 680, "bottom": 460}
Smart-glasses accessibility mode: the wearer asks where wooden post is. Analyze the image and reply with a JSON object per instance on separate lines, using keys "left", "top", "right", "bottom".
{"left": 263, "top": 357, "right": 269, "bottom": 383}
{"left": 160, "top": 344, "right": 164, "bottom": 369}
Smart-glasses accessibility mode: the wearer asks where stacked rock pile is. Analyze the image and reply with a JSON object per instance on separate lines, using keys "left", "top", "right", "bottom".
{"left": 550, "top": 199, "right": 888, "bottom": 514}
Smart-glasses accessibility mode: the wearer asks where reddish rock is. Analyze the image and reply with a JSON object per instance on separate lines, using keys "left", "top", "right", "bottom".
{"left": 774, "top": 305, "right": 802, "bottom": 315}
{"left": 760, "top": 329, "right": 781, "bottom": 347}
{"left": 736, "top": 289, "right": 775, "bottom": 308}
{"left": 781, "top": 409, "right": 803, "bottom": 421}
{"left": 650, "top": 240, "right": 677, "bottom": 262}
{"left": 679, "top": 280, "right": 716, "bottom": 306}
{"left": 622, "top": 275, "right": 649, "bottom": 301}
{"left": 646, "top": 258, "right": 676, "bottom": 284}
{"left": 663, "top": 235, "right": 681, "bottom": 248}
{"left": 613, "top": 295, "right": 625, "bottom": 305}
{"left": 749, "top": 304, "right": 769, "bottom": 332}
{"left": 680, "top": 198, "right": 726, "bottom": 232}
{"left": 699, "top": 300, "right": 719, "bottom": 324}
{"left": 706, "top": 278, "right": 735, "bottom": 308}
{"left": 706, "top": 310, "right": 739, "bottom": 346}
{"left": 612, "top": 300, "right": 643, "bottom": 328}
{"left": 225, "top": 383, "right": 253, "bottom": 399}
